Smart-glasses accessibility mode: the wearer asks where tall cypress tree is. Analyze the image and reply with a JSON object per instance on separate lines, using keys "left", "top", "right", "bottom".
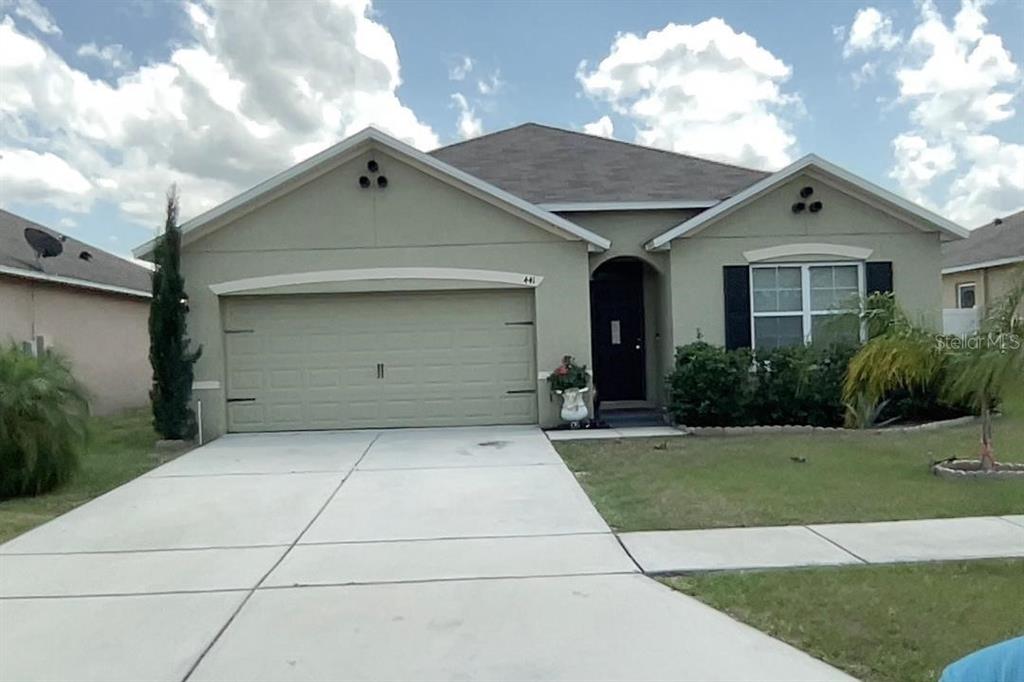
{"left": 149, "top": 186, "right": 202, "bottom": 440}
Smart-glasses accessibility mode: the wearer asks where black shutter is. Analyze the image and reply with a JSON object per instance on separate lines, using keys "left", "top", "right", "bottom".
{"left": 865, "top": 261, "right": 894, "bottom": 295}
{"left": 723, "top": 266, "right": 752, "bottom": 350}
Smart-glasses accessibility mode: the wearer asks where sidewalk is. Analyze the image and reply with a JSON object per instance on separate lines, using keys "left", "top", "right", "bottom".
{"left": 619, "top": 515, "right": 1024, "bottom": 574}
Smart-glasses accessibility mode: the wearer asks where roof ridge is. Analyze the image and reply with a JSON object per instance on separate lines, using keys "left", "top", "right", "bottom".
{"left": 523, "top": 122, "right": 772, "bottom": 175}
{"left": 428, "top": 122, "right": 534, "bottom": 154}
{"left": 434, "top": 121, "right": 772, "bottom": 176}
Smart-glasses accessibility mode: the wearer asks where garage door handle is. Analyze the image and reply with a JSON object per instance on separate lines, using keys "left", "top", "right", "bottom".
{"left": 376, "top": 363, "right": 384, "bottom": 379}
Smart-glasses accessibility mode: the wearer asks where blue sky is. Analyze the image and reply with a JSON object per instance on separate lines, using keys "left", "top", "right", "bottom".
{"left": 1, "top": 0, "right": 1021, "bottom": 258}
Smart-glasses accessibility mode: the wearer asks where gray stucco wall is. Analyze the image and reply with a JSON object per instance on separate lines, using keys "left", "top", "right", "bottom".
{"left": 0, "top": 276, "right": 150, "bottom": 415}
{"left": 667, "top": 172, "right": 945, "bottom": 347}
{"left": 182, "top": 144, "right": 593, "bottom": 438}
{"left": 943, "top": 263, "right": 1024, "bottom": 315}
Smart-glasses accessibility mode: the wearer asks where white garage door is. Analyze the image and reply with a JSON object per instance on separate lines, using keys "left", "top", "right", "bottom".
{"left": 223, "top": 290, "right": 537, "bottom": 432}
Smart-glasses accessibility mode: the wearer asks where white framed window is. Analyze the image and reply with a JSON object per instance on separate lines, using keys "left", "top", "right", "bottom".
{"left": 956, "top": 282, "right": 976, "bottom": 309}
{"left": 750, "top": 262, "right": 865, "bottom": 349}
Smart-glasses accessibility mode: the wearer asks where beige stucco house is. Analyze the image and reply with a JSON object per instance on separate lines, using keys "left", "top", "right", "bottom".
{"left": 133, "top": 124, "right": 967, "bottom": 438}
{"left": 942, "top": 209, "right": 1023, "bottom": 330}
{"left": 1, "top": 210, "right": 152, "bottom": 415}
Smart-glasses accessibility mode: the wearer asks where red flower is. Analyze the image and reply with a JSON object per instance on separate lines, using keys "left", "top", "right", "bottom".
{"left": 555, "top": 365, "right": 569, "bottom": 376}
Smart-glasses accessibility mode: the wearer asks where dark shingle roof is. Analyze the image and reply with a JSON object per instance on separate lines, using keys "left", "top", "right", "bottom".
{"left": 942, "top": 209, "right": 1024, "bottom": 270}
{"left": 0, "top": 209, "right": 151, "bottom": 295}
{"left": 430, "top": 123, "right": 770, "bottom": 204}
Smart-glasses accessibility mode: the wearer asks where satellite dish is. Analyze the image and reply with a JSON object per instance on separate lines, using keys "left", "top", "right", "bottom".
{"left": 24, "top": 227, "right": 64, "bottom": 259}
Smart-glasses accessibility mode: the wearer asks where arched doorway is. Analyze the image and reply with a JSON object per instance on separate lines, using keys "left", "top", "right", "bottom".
{"left": 590, "top": 258, "right": 648, "bottom": 403}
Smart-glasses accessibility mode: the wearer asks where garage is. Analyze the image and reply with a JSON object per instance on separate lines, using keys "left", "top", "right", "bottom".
{"left": 223, "top": 289, "right": 537, "bottom": 432}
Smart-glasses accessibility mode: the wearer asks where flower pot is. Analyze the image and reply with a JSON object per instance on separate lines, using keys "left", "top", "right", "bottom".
{"left": 558, "top": 387, "right": 589, "bottom": 427}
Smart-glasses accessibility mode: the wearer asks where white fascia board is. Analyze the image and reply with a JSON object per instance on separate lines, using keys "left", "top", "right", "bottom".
{"left": 539, "top": 200, "right": 718, "bottom": 212}
{"left": 645, "top": 154, "right": 970, "bottom": 251}
{"left": 133, "top": 127, "right": 610, "bottom": 257}
{"left": 942, "top": 256, "right": 1024, "bottom": 275}
{"left": 0, "top": 264, "right": 151, "bottom": 299}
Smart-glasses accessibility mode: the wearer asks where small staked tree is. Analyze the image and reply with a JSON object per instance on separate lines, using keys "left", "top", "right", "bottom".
{"left": 149, "top": 186, "right": 202, "bottom": 440}
{"left": 844, "top": 269, "right": 1024, "bottom": 470}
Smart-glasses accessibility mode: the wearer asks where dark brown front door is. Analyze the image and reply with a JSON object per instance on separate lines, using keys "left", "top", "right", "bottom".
{"left": 590, "top": 260, "right": 645, "bottom": 401}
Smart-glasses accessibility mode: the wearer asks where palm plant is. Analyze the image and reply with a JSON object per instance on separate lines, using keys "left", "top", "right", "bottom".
{"left": 844, "top": 269, "right": 1024, "bottom": 469}
{"left": 0, "top": 345, "right": 90, "bottom": 498}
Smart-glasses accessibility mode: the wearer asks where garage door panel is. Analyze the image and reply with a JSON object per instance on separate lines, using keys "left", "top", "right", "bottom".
{"left": 224, "top": 290, "right": 536, "bottom": 432}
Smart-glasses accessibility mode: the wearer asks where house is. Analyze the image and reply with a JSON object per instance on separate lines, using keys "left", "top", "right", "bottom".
{"left": 133, "top": 123, "right": 967, "bottom": 437}
{"left": 1, "top": 209, "right": 152, "bottom": 415}
{"left": 941, "top": 209, "right": 1024, "bottom": 333}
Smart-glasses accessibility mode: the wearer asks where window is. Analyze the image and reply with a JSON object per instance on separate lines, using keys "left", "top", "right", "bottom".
{"left": 751, "top": 263, "right": 863, "bottom": 349}
{"left": 957, "top": 282, "right": 976, "bottom": 309}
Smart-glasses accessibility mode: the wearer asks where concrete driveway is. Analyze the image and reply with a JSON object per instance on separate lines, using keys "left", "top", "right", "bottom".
{"left": 0, "top": 427, "right": 851, "bottom": 682}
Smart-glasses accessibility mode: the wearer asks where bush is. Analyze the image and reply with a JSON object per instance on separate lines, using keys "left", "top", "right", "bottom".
{"left": 0, "top": 345, "right": 89, "bottom": 499}
{"left": 668, "top": 341, "right": 753, "bottom": 426}
{"left": 750, "top": 344, "right": 857, "bottom": 427}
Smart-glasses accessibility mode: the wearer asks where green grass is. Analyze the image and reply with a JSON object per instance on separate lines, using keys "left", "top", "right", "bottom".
{"left": 556, "top": 390, "right": 1024, "bottom": 531}
{"left": 665, "top": 560, "right": 1024, "bottom": 682}
{"left": 0, "top": 410, "right": 182, "bottom": 544}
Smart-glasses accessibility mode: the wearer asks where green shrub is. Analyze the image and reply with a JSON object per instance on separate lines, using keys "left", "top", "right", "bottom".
{"left": 0, "top": 345, "right": 89, "bottom": 499}
{"left": 666, "top": 340, "right": 964, "bottom": 428}
{"left": 668, "top": 341, "right": 753, "bottom": 426}
{"left": 751, "top": 344, "right": 857, "bottom": 427}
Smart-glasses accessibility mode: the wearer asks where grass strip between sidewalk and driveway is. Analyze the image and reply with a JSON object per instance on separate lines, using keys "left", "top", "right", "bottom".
{"left": 665, "top": 559, "right": 1024, "bottom": 682}
{"left": 0, "top": 410, "right": 180, "bottom": 544}
{"left": 555, "top": 391, "right": 1024, "bottom": 532}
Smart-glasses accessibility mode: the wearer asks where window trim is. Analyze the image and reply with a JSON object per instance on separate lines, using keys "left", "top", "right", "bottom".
{"left": 749, "top": 261, "right": 866, "bottom": 349}
{"left": 956, "top": 282, "right": 977, "bottom": 309}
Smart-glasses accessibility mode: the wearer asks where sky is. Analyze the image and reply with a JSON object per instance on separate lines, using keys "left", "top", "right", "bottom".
{"left": 0, "top": 0, "right": 1022, "bottom": 259}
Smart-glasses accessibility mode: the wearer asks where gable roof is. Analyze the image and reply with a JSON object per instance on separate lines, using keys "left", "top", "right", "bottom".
{"left": 646, "top": 154, "right": 971, "bottom": 250}
{"left": 430, "top": 123, "right": 769, "bottom": 205}
{"left": 942, "top": 209, "right": 1024, "bottom": 274}
{"left": 0, "top": 209, "right": 151, "bottom": 298}
{"left": 133, "top": 127, "right": 610, "bottom": 258}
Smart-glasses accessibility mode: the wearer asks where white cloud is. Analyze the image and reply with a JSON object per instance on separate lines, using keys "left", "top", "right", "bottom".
{"left": 476, "top": 70, "right": 503, "bottom": 95}
{"left": 944, "top": 135, "right": 1024, "bottom": 225}
{"left": 57, "top": 216, "right": 77, "bottom": 230}
{"left": 896, "top": 0, "right": 1017, "bottom": 134}
{"left": 843, "top": 7, "right": 902, "bottom": 56}
{"left": 582, "top": 115, "right": 614, "bottom": 138}
{"left": 577, "top": 18, "right": 799, "bottom": 170}
{"left": 451, "top": 92, "right": 482, "bottom": 140}
{"left": 448, "top": 55, "right": 473, "bottom": 81}
{"left": 0, "top": 147, "right": 93, "bottom": 211}
{"left": 3, "top": 0, "right": 60, "bottom": 35}
{"left": 0, "top": 1, "right": 438, "bottom": 230}
{"left": 851, "top": 0, "right": 1023, "bottom": 226}
{"left": 888, "top": 133, "right": 956, "bottom": 202}
{"left": 77, "top": 42, "right": 133, "bottom": 72}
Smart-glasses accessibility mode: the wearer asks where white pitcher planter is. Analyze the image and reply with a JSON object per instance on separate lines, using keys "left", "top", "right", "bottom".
{"left": 556, "top": 387, "right": 589, "bottom": 427}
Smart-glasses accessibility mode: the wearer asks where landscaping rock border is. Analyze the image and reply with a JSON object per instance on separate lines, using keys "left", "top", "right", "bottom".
{"left": 931, "top": 460, "right": 1024, "bottom": 480}
{"left": 679, "top": 415, "right": 979, "bottom": 437}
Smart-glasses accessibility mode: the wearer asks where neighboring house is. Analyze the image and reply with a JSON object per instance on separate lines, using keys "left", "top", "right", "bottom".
{"left": 133, "top": 123, "right": 967, "bottom": 438}
{"left": 941, "top": 209, "right": 1024, "bottom": 333}
{"left": 1, "top": 210, "right": 152, "bottom": 415}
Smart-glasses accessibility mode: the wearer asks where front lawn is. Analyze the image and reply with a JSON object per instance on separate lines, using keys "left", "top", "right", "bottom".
{"left": 556, "top": 391, "right": 1024, "bottom": 531}
{"left": 0, "top": 410, "right": 181, "bottom": 544}
{"left": 666, "top": 560, "right": 1024, "bottom": 682}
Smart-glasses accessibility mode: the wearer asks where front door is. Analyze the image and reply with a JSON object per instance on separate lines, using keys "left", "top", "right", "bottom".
{"left": 590, "top": 260, "right": 645, "bottom": 401}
